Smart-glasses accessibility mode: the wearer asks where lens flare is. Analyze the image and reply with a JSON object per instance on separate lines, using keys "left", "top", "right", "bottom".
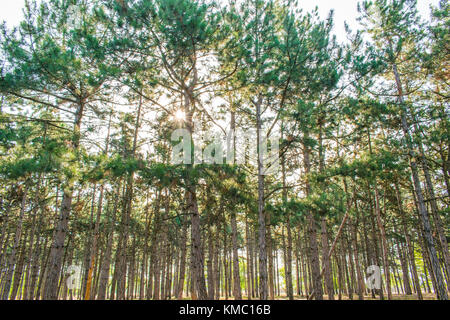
{"left": 174, "top": 109, "right": 186, "bottom": 121}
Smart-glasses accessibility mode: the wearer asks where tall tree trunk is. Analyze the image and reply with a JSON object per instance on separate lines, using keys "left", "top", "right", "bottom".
{"left": 349, "top": 209, "right": 364, "bottom": 300}
{"left": 418, "top": 147, "right": 450, "bottom": 290}
{"left": 367, "top": 129, "right": 392, "bottom": 300}
{"left": 207, "top": 226, "right": 215, "bottom": 300}
{"left": 98, "top": 184, "right": 120, "bottom": 299}
{"left": 255, "top": 96, "right": 268, "bottom": 300}
{"left": 2, "top": 183, "right": 28, "bottom": 300}
{"left": 177, "top": 216, "right": 188, "bottom": 299}
{"left": 44, "top": 103, "right": 84, "bottom": 300}
{"left": 392, "top": 63, "right": 447, "bottom": 300}
{"left": 321, "top": 218, "right": 334, "bottom": 300}
{"left": 85, "top": 114, "right": 112, "bottom": 300}
{"left": 184, "top": 89, "right": 207, "bottom": 300}
{"left": 268, "top": 227, "right": 275, "bottom": 300}
{"left": 231, "top": 213, "right": 242, "bottom": 300}
{"left": 303, "top": 139, "right": 323, "bottom": 300}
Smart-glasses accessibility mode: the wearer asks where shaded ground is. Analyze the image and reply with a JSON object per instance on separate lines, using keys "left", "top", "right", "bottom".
{"left": 178, "top": 293, "right": 437, "bottom": 300}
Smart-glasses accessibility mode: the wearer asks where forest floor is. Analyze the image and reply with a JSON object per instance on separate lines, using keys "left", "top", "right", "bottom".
{"left": 192, "top": 293, "right": 438, "bottom": 300}
{"left": 271, "top": 293, "right": 438, "bottom": 300}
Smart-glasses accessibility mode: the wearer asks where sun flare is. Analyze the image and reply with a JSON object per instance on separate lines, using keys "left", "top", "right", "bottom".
{"left": 174, "top": 109, "right": 186, "bottom": 121}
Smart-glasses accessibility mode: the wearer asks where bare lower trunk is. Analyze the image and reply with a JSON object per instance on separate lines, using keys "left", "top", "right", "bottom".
{"left": 321, "top": 218, "right": 334, "bottom": 300}
{"left": 2, "top": 184, "right": 28, "bottom": 300}
{"left": 207, "top": 226, "right": 215, "bottom": 300}
{"left": 97, "top": 186, "right": 119, "bottom": 300}
{"left": 392, "top": 63, "right": 447, "bottom": 300}
{"left": 188, "top": 187, "right": 207, "bottom": 299}
{"left": 43, "top": 104, "right": 84, "bottom": 300}
{"left": 255, "top": 96, "right": 268, "bottom": 300}
{"left": 177, "top": 217, "right": 187, "bottom": 299}
{"left": 303, "top": 140, "right": 322, "bottom": 300}
{"left": 231, "top": 213, "right": 242, "bottom": 299}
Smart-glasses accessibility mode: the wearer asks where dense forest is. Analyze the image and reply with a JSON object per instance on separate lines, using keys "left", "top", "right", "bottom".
{"left": 0, "top": 0, "right": 448, "bottom": 301}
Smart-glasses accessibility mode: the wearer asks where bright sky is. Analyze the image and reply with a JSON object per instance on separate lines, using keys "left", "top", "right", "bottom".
{"left": 0, "top": 0, "right": 440, "bottom": 42}
{"left": 299, "top": 0, "right": 439, "bottom": 39}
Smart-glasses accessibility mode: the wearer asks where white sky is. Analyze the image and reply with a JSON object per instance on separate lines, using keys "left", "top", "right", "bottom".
{"left": 0, "top": 0, "right": 441, "bottom": 42}
{"left": 299, "top": 0, "right": 440, "bottom": 38}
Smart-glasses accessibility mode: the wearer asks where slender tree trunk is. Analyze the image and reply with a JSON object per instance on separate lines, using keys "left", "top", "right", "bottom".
{"left": 267, "top": 228, "right": 274, "bottom": 300}
{"left": 207, "top": 226, "right": 215, "bottom": 300}
{"left": 231, "top": 213, "right": 242, "bottom": 300}
{"left": 177, "top": 216, "right": 187, "bottom": 300}
{"left": 392, "top": 63, "right": 447, "bottom": 300}
{"left": 255, "top": 96, "right": 268, "bottom": 300}
{"left": 349, "top": 211, "right": 364, "bottom": 300}
{"left": 44, "top": 103, "right": 84, "bottom": 300}
{"left": 321, "top": 217, "right": 334, "bottom": 300}
{"left": 303, "top": 139, "right": 323, "bottom": 300}
{"left": 97, "top": 185, "right": 120, "bottom": 300}
{"left": 2, "top": 183, "right": 28, "bottom": 300}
